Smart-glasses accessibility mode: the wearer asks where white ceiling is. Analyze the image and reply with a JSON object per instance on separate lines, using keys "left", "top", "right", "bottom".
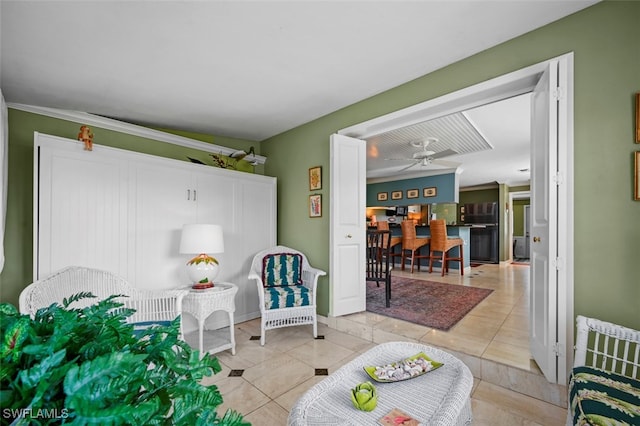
{"left": 366, "top": 93, "right": 533, "bottom": 188}
{"left": 0, "top": 0, "right": 597, "bottom": 187}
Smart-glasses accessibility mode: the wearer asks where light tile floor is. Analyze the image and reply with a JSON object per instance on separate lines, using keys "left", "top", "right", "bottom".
{"left": 203, "top": 263, "right": 568, "bottom": 425}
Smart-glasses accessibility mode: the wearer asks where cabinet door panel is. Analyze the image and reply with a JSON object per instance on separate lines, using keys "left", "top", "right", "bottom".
{"left": 193, "top": 172, "right": 237, "bottom": 284}
{"left": 37, "top": 142, "right": 128, "bottom": 279}
{"left": 235, "top": 180, "right": 277, "bottom": 319}
{"left": 131, "top": 164, "right": 195, "bottom": 289}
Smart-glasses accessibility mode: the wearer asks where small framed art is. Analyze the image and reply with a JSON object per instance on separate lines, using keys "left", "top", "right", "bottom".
{"left": 636, "top": 93, "right": 640, "bottom": 143}
{"left": 635, "top": 151, "right": 639, "bottom": 201}
{"left": 309, "top": 166, "right": 322, "bottom": 190}
{"left": 377, "top": 192, "right": 388, "bottom": 201}
{"left": 391, "top": 191, "right": 403, "bottom": 200}
{"left": 423, "top": 187, "right": 437, "bottom": 197}
{"left": 309, "top": 194, "right": 322, "bottom": 217}
{"left": 406, "top": 189, "right": 419, "bottom": 199}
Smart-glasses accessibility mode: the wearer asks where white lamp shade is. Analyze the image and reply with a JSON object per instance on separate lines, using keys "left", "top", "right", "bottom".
{"left": 179, "top": 224, "right": 224, "bottom": 254}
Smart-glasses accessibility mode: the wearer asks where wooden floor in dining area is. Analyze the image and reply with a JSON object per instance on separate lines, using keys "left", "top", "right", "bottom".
{"left": 203, "top": 263, "right": 568, "bottom": 425}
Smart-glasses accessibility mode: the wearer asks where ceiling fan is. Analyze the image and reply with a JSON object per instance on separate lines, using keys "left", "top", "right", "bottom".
{"left": 386, "top": 137, "right": 461, "bottom": 172}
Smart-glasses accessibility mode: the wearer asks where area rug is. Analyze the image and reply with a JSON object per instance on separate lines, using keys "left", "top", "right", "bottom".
{"left": 366, "top": 277, "right": 493, "bottom": 331}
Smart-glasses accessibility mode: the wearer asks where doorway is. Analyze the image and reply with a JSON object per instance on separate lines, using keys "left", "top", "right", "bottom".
{"left": 509, "top": 190, "right": 531, "bottom": 262}
{"left": 334, "top": 54, "right": 574, "bottom": 384}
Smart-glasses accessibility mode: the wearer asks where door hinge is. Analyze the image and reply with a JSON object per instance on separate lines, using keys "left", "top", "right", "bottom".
{"left": 553, "top": 342, "right": 563, "bottom": 356}
{"left": 553, "top": 172, "right": 564, "bottom": 186}
{"left": 554, "top": 257, "right": 564, "bottom": 270}
{"left": 552, "top": 87, "right": 564, "bottom": 101}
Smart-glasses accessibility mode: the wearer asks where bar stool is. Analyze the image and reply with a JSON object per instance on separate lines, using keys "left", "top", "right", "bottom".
{"left": 376, "top": 221, "right": 402, "bottom": 263}
{"left": 428, "top": 219, "right": 464, "bottom": 276}
{"left": 400, "top": 221, "right": 430, "bottom": 273}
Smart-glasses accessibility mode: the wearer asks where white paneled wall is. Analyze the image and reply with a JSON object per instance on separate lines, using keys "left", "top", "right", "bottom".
{"left": 34, "top": 132, "right": 276, "bottom": 329}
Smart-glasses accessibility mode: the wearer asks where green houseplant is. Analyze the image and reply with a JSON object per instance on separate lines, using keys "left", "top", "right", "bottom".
{"left": 0, "top": 293, "right": 248, "bottom": 425}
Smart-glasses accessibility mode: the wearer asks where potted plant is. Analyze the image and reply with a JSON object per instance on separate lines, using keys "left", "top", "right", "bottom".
{"left": 0, "top": 293, "right": 248, "bottom": 425}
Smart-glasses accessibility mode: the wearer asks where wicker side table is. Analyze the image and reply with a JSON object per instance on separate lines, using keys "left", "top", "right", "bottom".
{"left": 182, "top": 282, "right": 238, "bottom": 356}
{"left": 288, "top": 341, "right": 473, "bottom": 426}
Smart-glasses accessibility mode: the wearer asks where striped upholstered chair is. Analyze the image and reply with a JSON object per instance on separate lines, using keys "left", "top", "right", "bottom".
{"left": 248, "top": 246, "right": 326, "bottom": 345}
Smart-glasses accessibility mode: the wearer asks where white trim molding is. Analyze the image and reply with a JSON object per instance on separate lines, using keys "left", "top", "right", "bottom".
{"left": 8, "top": 103, "right": 267, "bottom": 165}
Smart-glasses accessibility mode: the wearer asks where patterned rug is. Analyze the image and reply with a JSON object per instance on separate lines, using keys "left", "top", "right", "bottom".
{"left": 366, "top": 277, "right": 493, "bottom": 331}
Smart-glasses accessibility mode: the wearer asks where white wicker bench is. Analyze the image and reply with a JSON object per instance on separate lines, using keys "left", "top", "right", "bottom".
{"left": 19, "top": 266, "right": 188, "bottom": 336}
{"left": 288, "top": 341, "right": 473, "bottom": 426}
{"left": 567, "top": 315, "right": 640, "bottom": 425}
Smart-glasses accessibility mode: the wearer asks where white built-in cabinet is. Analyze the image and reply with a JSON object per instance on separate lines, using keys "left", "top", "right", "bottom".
{"left": 34, "top": 132, "right": 276, "bottom": 327}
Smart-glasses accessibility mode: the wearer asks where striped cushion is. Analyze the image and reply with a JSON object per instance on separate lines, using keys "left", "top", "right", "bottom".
{"left": 264, "top": 285, "right": 310, "bottom": 310}
{"left": 569, "top": 366, "right": 640, "bottom": 425}
{"left": 262, "top": 253, "right": 303, "bottom": 287}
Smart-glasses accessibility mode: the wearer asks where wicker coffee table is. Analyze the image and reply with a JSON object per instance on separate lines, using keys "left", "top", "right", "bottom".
{"left": 288, "top": 341, "right": 473, "bottom": 425}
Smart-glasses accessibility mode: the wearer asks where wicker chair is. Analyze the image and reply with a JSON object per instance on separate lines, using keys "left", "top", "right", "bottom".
{"left": 428, "top": 219, "right": 464, "bottom": 276}
{"left": 19, "top": 266, "right": 188, "bottom": 337}
{"left": 568, "top": 316, "right": 640, "bottom": 425}
{"left": 376, "top": 221, "right": 402, "bottom": 265}
{"left": 249, "top": 246, "right": 326, "bottom": 346}
{"left": 400, "top": 220, "right": 430, "bottom": 273}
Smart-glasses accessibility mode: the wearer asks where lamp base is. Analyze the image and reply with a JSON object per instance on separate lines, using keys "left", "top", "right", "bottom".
{"left": 192, "top": 282, "right": 214, "bottom": 290}
{"left": 186, "top": 253, "right": 220, "bottom": 288}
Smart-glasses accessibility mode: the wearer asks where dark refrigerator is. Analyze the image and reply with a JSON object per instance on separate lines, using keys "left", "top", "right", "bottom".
{"left": 464, "top": 202, "right": 499, "bottom": 264}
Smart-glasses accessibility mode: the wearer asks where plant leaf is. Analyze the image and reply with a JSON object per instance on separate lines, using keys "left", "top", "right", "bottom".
{"left": 63, "top": 351, "right": 148, "bottom": 397}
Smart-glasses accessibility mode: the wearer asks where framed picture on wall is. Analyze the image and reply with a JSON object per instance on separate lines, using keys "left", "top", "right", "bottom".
{"left": 309, "top": 166, "right": 322, "bottom": 190}
{"left": 423, "top": 187, "right": 437, "bottom": 197}
{"left": 635, "top": 151, "right": 639, "bottom": 200}
{"left": 377, "top": 192, "right": 388, "bottom": 201}
{"left": 636, "top": 93, "right": 640, "bottom": 143}
{"left": 309, "top": 194, "right": 322, "bottom": 217}
{"left": 406, "top": 189, "right": 419, "bottom": 199}
{"left": 391, "top": 191, "right": 403, "bottom": 200}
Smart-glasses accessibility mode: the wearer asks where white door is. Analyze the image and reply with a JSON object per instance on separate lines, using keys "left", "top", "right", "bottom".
{"left": 329, "top": 134, "right": 366, "bottom": 316}
{"left": 529, "top": 60, "right": 560, "bottom": 383}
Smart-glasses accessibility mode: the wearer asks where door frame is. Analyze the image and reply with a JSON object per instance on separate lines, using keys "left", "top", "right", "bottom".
{"left": 336, "top": 53, "right": 574, "bottom": 384}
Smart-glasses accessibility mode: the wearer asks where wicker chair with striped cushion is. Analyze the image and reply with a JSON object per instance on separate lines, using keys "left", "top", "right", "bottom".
{"left": 249, "top": 246, "right": 326, "bottom": 345}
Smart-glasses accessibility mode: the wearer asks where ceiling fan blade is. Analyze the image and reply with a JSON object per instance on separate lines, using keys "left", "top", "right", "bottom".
{"left": 384, "top": 157, "right": 416, "bottom": 162}
{"left": 398, "top": 161, "right": 420, "bottom": 172}
{"left": 433, "top": 159, "right": 462, "bottom": 168}
{"left": 430, "top": 149, "right": 458, "bottom": 159}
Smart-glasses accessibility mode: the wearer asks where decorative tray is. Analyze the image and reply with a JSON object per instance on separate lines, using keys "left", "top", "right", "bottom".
{"left": 364, "top": 352, "right": 443, "bottom": 382}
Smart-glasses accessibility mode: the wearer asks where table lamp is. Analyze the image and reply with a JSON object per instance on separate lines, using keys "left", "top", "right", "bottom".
{"left": 179, "top": 224, "right": 224, "bottom": 289}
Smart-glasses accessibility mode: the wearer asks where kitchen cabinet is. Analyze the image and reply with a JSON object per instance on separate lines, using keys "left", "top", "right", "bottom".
{"left": 34, "top": 132, "right": 276, "bottom": 327}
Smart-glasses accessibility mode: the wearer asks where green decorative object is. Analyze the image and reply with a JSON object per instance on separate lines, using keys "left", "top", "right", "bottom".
{"left": 0, "top": 294, "right": 248, "bottom": 425}
{"left": 350, "top": 381, "right": 378, "bottom": 411}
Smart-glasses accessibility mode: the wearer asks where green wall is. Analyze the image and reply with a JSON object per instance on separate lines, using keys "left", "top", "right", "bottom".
{"left": 262, "top": 1, "right": 640, "bottom": 328}
{"left": 513, "top": 200, "right": 530, "bottom": 237}
{"left": 0, "top": 109, "right": 259, "bottom": 306}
